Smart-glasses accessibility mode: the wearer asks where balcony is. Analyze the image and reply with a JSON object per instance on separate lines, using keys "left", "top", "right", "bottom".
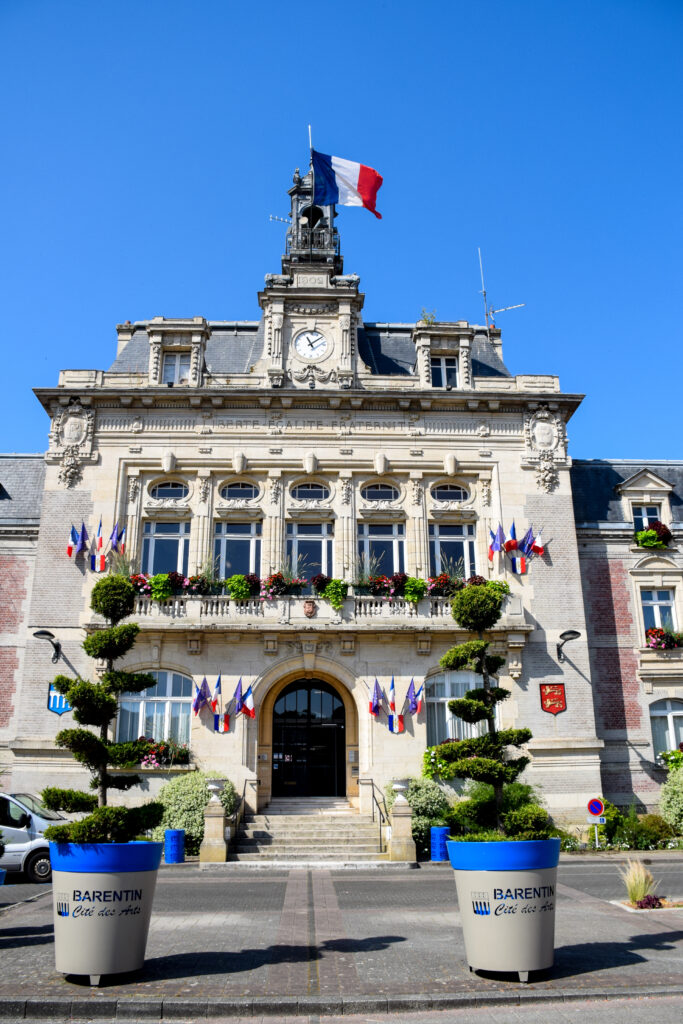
{"left": 125, "top": 592, "right": 526, "bottom": 632}
{"left": 638, "top": 645, "right": 683, "bottom": 692}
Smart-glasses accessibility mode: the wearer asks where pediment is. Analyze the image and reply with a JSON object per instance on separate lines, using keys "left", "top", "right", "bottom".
{"left": 616, "top": 469, "right": 673, "bottom": 495}
{"left": 631, "top": 553, "right": 679, "bottom": 573}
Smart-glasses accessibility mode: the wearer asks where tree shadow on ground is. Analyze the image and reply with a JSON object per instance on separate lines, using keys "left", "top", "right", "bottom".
{"left": 473, "top": 930, "right": 683, "bottom": 984}
{"left": 64, "top": 934, "right": 407, "bottom": 987}
{"left": 0, "top": 924, "right": 54, "bottom": 949}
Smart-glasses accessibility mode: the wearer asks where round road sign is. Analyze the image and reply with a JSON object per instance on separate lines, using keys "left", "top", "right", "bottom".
{"left": 587, "top": 798, "right": 605, "bottom": 817}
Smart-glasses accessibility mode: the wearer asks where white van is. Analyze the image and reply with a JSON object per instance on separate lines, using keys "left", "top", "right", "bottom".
{"left": 0, "top": 793, "right": 67, "bottom": 882}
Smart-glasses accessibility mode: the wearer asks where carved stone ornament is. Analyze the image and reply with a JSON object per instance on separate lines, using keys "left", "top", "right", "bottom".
{"left": 198, "top": 477, "right": 211, "bottom": 504}
{"left": 411, "top": 480, "right": 423, "bottom": 506}
{"left": 525, "top": 407, "right": 560, "bottom": 455}
{"left": 340, "top": 478, "right": 352, "bottom": 505}
{"left": 48, "top": 400, "right": 96, "bottom": 487}
{"left": 284, "top": 302, "right": 335, "bottom": 314}
{"left": 536, "top": 450, "right": 559, "bottom": 493}
{"left": 292, "top": 364, "right": 338, "bottom": 385}
{"left": 264, "top": 274, "right": 291, "bottom": 288}
{"left": 127, "top": 476, "right": 140, "bottom": 505}
{"left": 481, "top": 479, "right": 492, "bottom": 507}
{"left": 303, "top": 600, "right": 317, "bottom": 619}
{"left": 269, "top": 478, "right": 282, "bottom": 505}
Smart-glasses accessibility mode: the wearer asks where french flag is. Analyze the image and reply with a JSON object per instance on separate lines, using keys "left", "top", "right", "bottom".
{"left": 414, "top": 683, "right": 424, "bottom": 715}
{"left": 389, "top": 676, "right": 396, "bottom": 714}
{"left": 488, "top": 524, "right": 504, "bottom": 561}
{"left": 96, "top": 517, "right": 103, "bottom": 551}
{"left": 510, "top": 555, "right": 526, "bottom": 575}
{"left": 214, "top": 712, "right": 230, "bottom": 733}
{"left": 312, "top": 150, "right": 383, "bottom": 219}
{"left": 504, "top": 522, "right": 518, "bottom": 552}
{"left": 388, "top": 714, "right": 405, "bottom": 734}
{"left": 119, "top": 526, "right": 126, "bottom": 554}
{"left": 67, "top": 525, "right": 78, "bottom": 558}
{"left": 532, "top": 530, "right": 545, "bottom": 556}
{"left": 241, "top": 685, "right": 255, "bottom": 719}
{"left": 211, "top": 674, "right": 221, "bottom": 713}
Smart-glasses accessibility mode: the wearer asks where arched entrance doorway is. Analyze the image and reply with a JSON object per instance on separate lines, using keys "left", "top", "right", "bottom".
{"left": 272, "top": 678, "right": 346, "bottom": 797}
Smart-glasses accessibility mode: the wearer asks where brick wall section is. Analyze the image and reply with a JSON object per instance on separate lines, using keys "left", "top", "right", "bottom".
{"left": 592, "top": 647, "right": 642, "bottom": 731}
{"left": 582, "top": 556, "right": 637, "bottom": 641}
{"left": 0, "top": 554, "right": 28, "bottom": 633}
{"left": 0, "top": 648, "right": 20, "bottom": 728}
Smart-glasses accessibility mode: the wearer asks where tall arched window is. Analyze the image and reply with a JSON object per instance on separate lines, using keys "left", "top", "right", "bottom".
{"left": 650, "top": 698, "right": 683, "bottom": 760}
{"left": 117, "top": 670, "right": 193, "bottom": 745}
{"left": 425, "top": 670, "right": 499, "bottom": 746}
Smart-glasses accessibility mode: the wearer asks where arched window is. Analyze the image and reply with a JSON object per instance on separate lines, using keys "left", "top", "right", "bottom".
{"left": 650, "top": 698, "right": 683, "bottom": 760}
{"left": 361, "top": 483, "right": 399, "bottom": 502}
{"left": 220, "top": 481, "right": 258, "bottom": 500}
{"left": 425, "top": 671, "right": 498, "bottom": 746}
{"left": 150, "top": 481, "right": 189, "bottom": 500}
{"left": 291, "top": 482, "right": 330, "bottom": 501}
{"left": 431, "top": 483, "right": 468, "bottom": 503}
{"left": 117, "top": 670, "right": 193, "bottom": 745}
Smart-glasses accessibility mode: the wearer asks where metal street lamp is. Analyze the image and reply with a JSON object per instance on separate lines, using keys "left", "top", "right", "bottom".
{"left": 33, "top": 630, "right": 62, "bottom": 663}
{"left": 556, "top": 629, "right": 581, "bottom": 663}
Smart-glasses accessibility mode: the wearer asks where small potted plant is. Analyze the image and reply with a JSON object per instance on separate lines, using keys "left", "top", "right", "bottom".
{"left": 43, "top": 574, "right": 164, "bottom": 985}
{"left": 634, "top": 520, "right": 673, "bottom": 548}
{"left": 424, "top": 576, "right": 560, "bottom": 982}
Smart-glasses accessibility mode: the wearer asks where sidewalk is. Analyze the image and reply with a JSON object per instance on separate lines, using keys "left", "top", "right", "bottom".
{"left": 0, "top": 863, "right": 682, "bottom": 1019}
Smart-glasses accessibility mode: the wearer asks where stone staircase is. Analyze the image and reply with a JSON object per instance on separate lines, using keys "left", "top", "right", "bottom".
{"left": 229, "top": 797, "right": 389, "bottom": 864}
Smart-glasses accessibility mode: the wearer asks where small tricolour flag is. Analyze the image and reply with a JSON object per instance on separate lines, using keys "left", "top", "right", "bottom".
{"left": 414, "top": 683, "right": 424, "bottom": 715}
{"left": 95, "top": 517, "right": 103, "bottom": 550}
{"left": 504, "top": 522, "right": 518, "bottom": 552}
{"left": 388, "top": 714, "right": 405, "bottom": 734}
{"left": 211, "top": 674, "right": 221, "bottom": 713}
{"left": 389, "top": 676, "right": 396, "bottom": 714}
{"left": 532, "top": 530, "right": 545, "bottom": 556}
{"left": 241, "top": 685, "right": 255, "bottom": 719}
{"left": 67, "top": 525, "right": 78, "bottom": 558}
{"left": 214, "top": 712, "right": 230, "bottom": 733}
{"left": 312, "top": 149, "right": 383, "bottom": 219}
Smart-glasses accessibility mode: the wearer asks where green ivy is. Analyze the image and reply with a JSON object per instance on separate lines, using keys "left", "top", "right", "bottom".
{"left": 225, "top": 574, "right": 253, "bottom": 600}
{"left": 404, "top": 577, "right": 428, "bottom": 604}
{"left": 149, "top": 573, "right": 174, "bottom": 601}
{"left": 322, "top": 578, "right": 349, "bottom": 610}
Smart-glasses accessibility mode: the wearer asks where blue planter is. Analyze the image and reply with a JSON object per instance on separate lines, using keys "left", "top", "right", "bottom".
{"left": 446, "top": 838, "right": 561, "bottom": 981}
{"left": 0, "top": 867, "right": 6, "bottom": 886}
{"left": 50, "top": 841, "right": 162, "bottom": 984}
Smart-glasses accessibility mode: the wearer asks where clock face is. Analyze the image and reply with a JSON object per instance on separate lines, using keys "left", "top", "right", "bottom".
{"left": 294, "top": 330, "right": 329, "bottom": 360}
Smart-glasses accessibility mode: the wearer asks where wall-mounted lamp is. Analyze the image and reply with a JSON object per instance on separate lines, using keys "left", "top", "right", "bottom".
{"left": 33, "top": 630, "right": 62, "bottom": 663}
{"left": 557, "top": 629, "right": 581, "bottom": 663}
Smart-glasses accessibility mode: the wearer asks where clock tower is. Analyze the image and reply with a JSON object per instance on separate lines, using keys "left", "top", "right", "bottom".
{"left": 257, "top": 167, "right": 365, "bottom": 390}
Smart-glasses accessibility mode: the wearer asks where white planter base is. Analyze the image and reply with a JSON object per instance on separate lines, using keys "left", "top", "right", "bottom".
{"left": 52, "top": 866, "right": 159, "bottom": 981}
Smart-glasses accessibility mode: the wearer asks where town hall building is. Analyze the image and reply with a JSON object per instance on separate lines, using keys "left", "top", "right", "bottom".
{"left": 1, "top": 168, "right": 681, "bottom": 827}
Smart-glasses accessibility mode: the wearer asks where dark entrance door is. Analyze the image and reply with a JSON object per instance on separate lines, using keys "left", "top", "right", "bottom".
{"left": 272, "top": 679, "right": 346, "bottom": 797}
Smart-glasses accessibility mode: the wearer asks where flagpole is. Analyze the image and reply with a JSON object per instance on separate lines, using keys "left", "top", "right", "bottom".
{"left": 308, "top": 124, "right": 314, "bottom": 262}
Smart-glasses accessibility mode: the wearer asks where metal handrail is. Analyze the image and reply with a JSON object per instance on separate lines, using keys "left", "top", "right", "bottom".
{"left": 359, "top": 778, "right": 389, "bottom": 853}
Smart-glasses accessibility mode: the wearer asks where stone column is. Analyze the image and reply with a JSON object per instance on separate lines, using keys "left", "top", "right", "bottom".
{"left": 199, "top": 783, "right": 228, "bottom": 864}
{"left": 388, "top": 786, "right": 417, "bottom": 862}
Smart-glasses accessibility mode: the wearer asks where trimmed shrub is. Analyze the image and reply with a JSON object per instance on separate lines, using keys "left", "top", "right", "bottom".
{"left": 151, "top": 772, "right": 239, "bottom": 854}
{"left": 660, "top": 766, "right": 683, "bottom": 834}
{"left": 90, "top": 574, "right": 135, "bottom": 623}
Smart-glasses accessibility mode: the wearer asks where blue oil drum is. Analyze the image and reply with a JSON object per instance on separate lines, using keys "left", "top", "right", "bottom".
{"left": 164, "top": 829, "right": 185, "bottom": 864}
{"left": 430, "top": 826, "right": 450, "bottom": 862}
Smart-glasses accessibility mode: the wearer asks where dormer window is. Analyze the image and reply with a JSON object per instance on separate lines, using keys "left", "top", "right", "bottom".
{"left": 633, "top": 505, "right": 661, "bottom": 531}
{"left": 292, "top": 483, "right": 330, "bottom": 501}
{"left": 431, "top": 356, "right": 458, "bottom": 388}
{"left": 432, "top": 484, "right": 468, "bottom": 503}
{"left": 221, "top": 482, "right": 258, "bottom": 500}
{"left": 151, "top": 481, "right": 189, "bottom": 500}
{"left": 162, "top": 352, "right": 191, "bottom": 386}
{"left": 361, "top": 483, "right": 399, "bottom": 502}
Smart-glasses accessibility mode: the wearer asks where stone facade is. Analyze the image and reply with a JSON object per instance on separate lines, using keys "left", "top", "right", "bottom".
{"left": 4, "top": 170, "right": 680, "bottom": 824}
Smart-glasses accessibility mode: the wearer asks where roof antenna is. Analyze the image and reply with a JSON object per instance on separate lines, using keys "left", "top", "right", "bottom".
{"left": 269, "top": 214, "right": 291, "bottom": 224}
{"left": 477, "top": 248, "right": 525, "bottom": 336}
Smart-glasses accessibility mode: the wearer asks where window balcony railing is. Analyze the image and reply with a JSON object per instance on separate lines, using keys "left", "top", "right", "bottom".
{"left": 127, "top": 592, "right": 524, "bottom": 628}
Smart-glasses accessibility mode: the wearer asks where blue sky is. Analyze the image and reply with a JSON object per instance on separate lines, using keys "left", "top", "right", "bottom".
{"left": 1, "top": 0, "right": 681, "bottom": 458}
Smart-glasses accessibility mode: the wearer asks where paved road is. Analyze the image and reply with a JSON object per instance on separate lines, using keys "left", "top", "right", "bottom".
{"left": 1, "top": 857, "right": 681, "bottom": 1021}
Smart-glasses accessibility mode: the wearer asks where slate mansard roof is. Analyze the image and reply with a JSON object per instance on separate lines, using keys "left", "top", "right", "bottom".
{"left": 108, "top": 320, "right": 511, "bottom": 380}
{"left": 571, "top": 460, "right": 683, "bottom": 524}
{"left": 0, "top": 454, "right": 46, "bottom": 526}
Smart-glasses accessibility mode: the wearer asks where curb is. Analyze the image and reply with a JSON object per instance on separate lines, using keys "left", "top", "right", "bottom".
{"left": 2, "top": 986, "right": 683, "bottom": 1018}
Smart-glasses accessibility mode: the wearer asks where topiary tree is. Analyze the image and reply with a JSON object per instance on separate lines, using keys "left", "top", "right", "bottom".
{"left": 660, "top": 766, "right": 683, "bottom": 835}
{"left": 423, "top": 577, "right": 546, "bottom": 837}
{"left": 42, "top": 574, "right": 163, "bottom": 843}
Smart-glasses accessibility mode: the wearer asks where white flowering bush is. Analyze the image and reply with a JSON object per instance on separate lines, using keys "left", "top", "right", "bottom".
{"left": 660, "top": 766, "right": 683, "bottom": 835}
{"left": 151, "top": 771, "right": 238, "bottom": 854}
